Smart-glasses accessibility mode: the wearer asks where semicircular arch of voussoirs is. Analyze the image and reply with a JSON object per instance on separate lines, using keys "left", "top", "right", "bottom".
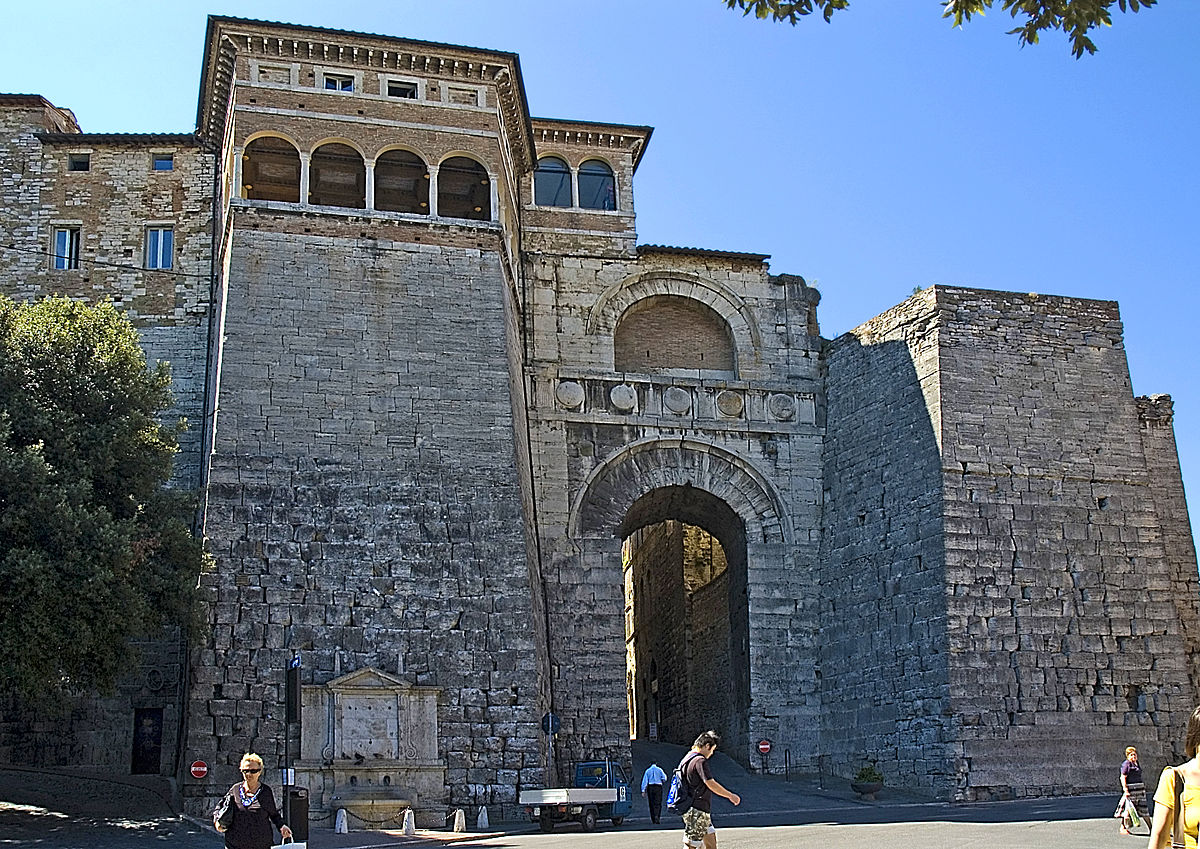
{"left": 584, "top": 270, "right": 762, "bottom": 353}
{"left": 567, "top": 437, "right": 792, "bottom": 546}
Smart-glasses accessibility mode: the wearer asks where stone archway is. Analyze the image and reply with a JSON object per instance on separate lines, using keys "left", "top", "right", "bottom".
{"left": 564, "top": 438, "right": 792, "bottom": 765}
{"left": 620, "top": 486, "right": 749, "bottom": 752}
{"left": 569, "top": 437, "right": 791, "bottom": 546}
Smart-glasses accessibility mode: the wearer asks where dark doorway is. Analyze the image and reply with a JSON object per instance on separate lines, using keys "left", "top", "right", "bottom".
{"left": 131, "top": 708, "right": 163, "bottom": 774}
{"left": 621, "top": 486, "right": 750, "bottom": 758}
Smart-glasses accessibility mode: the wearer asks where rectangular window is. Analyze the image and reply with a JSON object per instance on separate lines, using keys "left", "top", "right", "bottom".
{"left": 387, "top": 80, "right": 418, "bottom": 99}
{"left": 446, "top": 86, "right": 481, "bottom": 107}
{"left": 67, "top": 153, "right": 90, "bottom": 172}
{"left": 256, "top": 63, "right": 292, "bottom": 85}
{"left": 145, "top": 227, "right": 174, "bottom": 270}
{"left": 323, "top": 73, "right": 354, "bottom": 92}
{"left": 152, "top": 154, "right": 174, "bottom": 171}
{"left": 52, "top": 227, "right": 80, "bottom": 270}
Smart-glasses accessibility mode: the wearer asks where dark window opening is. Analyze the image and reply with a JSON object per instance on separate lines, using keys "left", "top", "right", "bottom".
{"left": 375, "top": 150, "right": 429, "bottom": 214}
{"left": 579, "top": 159, "right": 616, "bottom": 210}
{"left": 242, "top": 137, "right": 301, "bottom": 203}
{"left": 323, "top": 73, "right": 354, "bottom": 92}
{"left": 437, "top": 156, "right": 490, "bottom": 221}
{"left": 387, "top": 80, "right": 418, "bottom": 99}
{"left": 534, "top": 156, "right": 572, "bottom": 207}
{"left": 67, "top": 153, "right": 90, "bottom": 172}
{"left": 310, "top": 142, "right": 366, "bottom": 209}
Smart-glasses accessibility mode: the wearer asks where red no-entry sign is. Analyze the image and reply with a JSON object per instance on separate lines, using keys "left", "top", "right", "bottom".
{"left": 758, "top": 739, "right": 772, "bottom": 755}
{"left": 190, "top": 761, "right": 208, "bottom": 779}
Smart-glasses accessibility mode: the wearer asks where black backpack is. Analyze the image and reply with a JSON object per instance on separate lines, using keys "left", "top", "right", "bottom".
{"left": 665, "top": 752, "right": 702, "bottom": 816}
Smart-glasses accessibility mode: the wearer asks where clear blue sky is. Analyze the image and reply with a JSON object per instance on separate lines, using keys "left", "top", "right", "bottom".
{"left": 5, "top": 0, "right": 1197, "bottom": 548}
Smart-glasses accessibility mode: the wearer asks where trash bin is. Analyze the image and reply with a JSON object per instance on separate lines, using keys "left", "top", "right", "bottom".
{"left": 288, "top": 788, "right": 308, "bottom": 841}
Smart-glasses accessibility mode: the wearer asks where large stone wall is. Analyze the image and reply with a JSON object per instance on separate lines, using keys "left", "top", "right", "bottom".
{"left": 936, "top": 287, "right": 1200, "bottom": 799}
{"left": 1138, "top": 393, "right": 1200, "bottom": 725}
{"left": 821, "top": 286, "right": 1200, "bottom": 801}
{"left": 185, "top": 216, "right": 541, "bottom": 821}
{"left": 820, "top": 290, "right": 952, "bottom": 796}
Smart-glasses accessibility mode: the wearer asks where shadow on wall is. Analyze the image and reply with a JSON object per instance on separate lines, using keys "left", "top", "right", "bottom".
{"left": 819, "top": 327, "right": 951, "bottom": 799}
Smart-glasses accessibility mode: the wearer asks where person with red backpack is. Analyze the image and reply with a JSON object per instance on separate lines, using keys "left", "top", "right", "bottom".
{"left": 667, "top": 730, "right": 741, "bottom": 848}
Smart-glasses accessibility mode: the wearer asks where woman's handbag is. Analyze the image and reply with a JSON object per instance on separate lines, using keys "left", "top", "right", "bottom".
{"left": 1172, "top": 768, "right": 1187, "bottom": 849}
{"left": 1128, "top": 800, "right": 1143, "bottom": 829}
{"left": 214, "top": 792, "right": 235, "bottom": 830}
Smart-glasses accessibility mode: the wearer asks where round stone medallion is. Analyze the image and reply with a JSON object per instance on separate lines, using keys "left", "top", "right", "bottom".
{"left": 715, "top": 390, "right": 744, "bottom": 418}
{"left": 663, "top": 386, "right": 692, "bottom": 415}
{"left": 555, "top": 380, "right": 585, "bottom": 409}
{"left": 609, "top": 383, "right": 637, "bottom": 413}
{"left": 767, "top": 393, "right": 796, "bottom": 421}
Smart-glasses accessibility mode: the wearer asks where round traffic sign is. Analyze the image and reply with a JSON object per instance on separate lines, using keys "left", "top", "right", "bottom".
{"left": 541, "top": 712, "right": 561, "bottom": 734}
{"left": 757, "top": 739, "right": 771, "bottom": 755}
{"left": 190, "top": 760, "right": 208, "bottom": 779}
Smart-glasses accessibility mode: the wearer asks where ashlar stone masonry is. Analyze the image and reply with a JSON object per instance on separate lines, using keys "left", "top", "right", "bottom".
{"left": 0, "top": 15, "right": 1196, "bottom": 823}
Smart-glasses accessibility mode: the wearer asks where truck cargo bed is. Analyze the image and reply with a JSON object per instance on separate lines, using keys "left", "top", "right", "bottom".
{"left": 519, "top": 788, "right": 617, "bottom": 805}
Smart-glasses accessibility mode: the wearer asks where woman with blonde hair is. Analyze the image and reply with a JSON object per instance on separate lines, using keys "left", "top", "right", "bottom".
{"left": 214, "top": 753, "right": 293, "bottom": 849}
{"left": 1121, "top": 745, "right": 1148, "bottom": 835}
{"left": 1148, "top": 707, "right": 1200, "bottom": 848}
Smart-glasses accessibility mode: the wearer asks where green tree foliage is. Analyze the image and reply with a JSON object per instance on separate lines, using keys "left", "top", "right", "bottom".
{"left": 0, "top": 296, "right": 204, "bottom": 700}
{"left": 724, "top": 0, "right": 1158, "bottom": 57}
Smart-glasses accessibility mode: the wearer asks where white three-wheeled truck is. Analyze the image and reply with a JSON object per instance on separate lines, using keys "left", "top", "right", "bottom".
{"left": 518, "top": 760, "right": 633, "bottom": 832}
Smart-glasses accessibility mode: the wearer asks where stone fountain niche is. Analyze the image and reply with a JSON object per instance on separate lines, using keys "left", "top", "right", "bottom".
{"left": 298, "top": 667, "right": 445, "bottom": 828}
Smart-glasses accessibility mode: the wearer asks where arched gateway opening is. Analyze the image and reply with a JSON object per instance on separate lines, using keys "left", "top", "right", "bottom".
{"left": 569, "top": 438, "right": 792, "bottom": 768}
{"left": 620, "top": 486, "right": 750, "bottom": 753}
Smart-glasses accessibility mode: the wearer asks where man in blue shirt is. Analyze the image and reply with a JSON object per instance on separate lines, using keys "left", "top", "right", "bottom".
{"left": 641, "top": 761, "right": 667, "bottom": 824}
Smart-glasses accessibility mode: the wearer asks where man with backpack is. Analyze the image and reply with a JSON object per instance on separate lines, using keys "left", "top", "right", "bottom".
{"left": 667, "top": 730, "right": 741, "bottom": 848}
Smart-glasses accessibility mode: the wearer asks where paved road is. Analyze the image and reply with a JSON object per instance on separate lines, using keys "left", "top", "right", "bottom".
{"left": 0, "top": 761, "right": 1147, "bottom": 849}
{"left": 463, "top": 816, "right": 1143, "bottom": 849}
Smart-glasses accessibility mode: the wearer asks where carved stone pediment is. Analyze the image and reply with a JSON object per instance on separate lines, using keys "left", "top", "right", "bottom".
{"left": 326, "top": 666, "right": 411, "bottom": 693}
{"left": 301, "top": 667, "right": 441, "bottom": 764}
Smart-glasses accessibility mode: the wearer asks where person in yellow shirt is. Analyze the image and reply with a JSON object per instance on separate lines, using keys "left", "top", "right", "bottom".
{"left": 1149, "top": 707, "right": 1200, "bottom": 849}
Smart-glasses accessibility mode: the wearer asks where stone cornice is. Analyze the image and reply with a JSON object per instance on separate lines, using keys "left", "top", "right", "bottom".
{"left": 532, "top": 118, "right": 653, "bottom": 173}
{"left": 36, "top": 132, "right": 198, "bottom": 146}
{"left": 196, "top": 16, "right": 536, "bottom": 173}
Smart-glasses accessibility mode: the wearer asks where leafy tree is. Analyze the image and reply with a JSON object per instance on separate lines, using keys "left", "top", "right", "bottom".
{"left": 724, "top": 0, "right": 1158, "bottom": 57}
{"left": 0, "top": 296, "right": 204, "bottom": 700}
